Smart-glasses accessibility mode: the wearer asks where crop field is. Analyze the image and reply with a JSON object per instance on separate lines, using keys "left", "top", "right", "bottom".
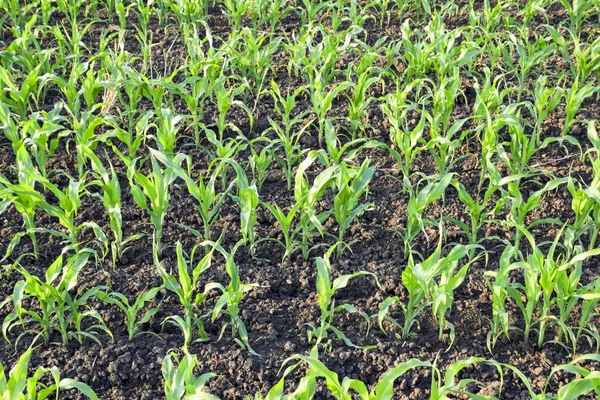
{"left": 2, "top": 0, "right": 600, "bottom": 398}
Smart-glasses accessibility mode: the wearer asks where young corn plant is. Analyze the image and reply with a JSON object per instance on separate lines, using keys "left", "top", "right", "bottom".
{"left": 294, "top": 151, "right": 339, "bottom": 260}
{"left": 425, "top": 70, "right": 470, "bottom": 175}
{"left": 209, "top": 79, "right": 253, "bottom": 146}
{"left": 128, "top": 153, "right": 185, "bottom": 257}
{"left": 320, "top": 120, "right": 382, "bottom": 169}
{"left": 519, "top": 0, "right": 551, "bottom": 25}
{"left": 484, "top": 244, "right": 518, "bottom": 352}
{"left": 559, "top": 0, "right": 597, "bottom": 31}
{"left": 333, "top": 160, "right": 375, "bottom": 257}
{"left": 154, "top": 241, "right": 218, "bottom": 352}
{"left": 84, "top": 147, "right": 143, "bottom": 265}
{"left": 503, "top": 177, "right": 569, "bottom": 254}
{"left": 249, "top": 139, "right": 274, "bottom": 192}
{"left": 310, "top": 79, "right": 352, "bottom": 145}
{"left": 267, "top": 81, "right": 311, "bottom": 190}
{"left": 576, "top": 279, "right": 600, "bottom": 350}
{"left": 37, "top": 175, "right": 105, "bottom": 250}
{"left": 429, "top": 357, "right": 506, "bottom": 399}
{"left": 263, "top": 154, "right": 333, "bottom": 261}
{"left": 1, "top": 250, "right": 111, "bottom": 346}
{"left": 229, "top": 28, "right": 283, "bottom": 108}
{"left": 309, "top": 247, "right": 377, "bottom": 349}
{"left": 223, "top": 0, "right": 252, "bottom": 30}
{"left": 208, "top": 240, "right": 258, "bottom": 355}
{"left": 203, "top": 131, "right": 248, "bottom": 193}
{"left": 398, "top": 20, "right": 435, "bottom": 82}
{"left": 568, "top": 30, "right": 600, "bottom": 84}
{"left": 97, "top": 286, "right": 163, "bottom": 340}
{"left": 0, "top": 102, "right": 66, "bottom": 179}
{"left": 345, "top": 65, "right": 381, "bottom": 138}
{"left": 402, "top": 173, "right": 453, "bottom": 258}
{"left": 378, "top": 242, "right": 479, "bottom": 345}
{"left": 567, "top": 176, "right": 600, "bottom": 251}
{"left": 502, "top": 228, "right": 600, "bottom": 350}
{"left": 543, "top": 354, "right": 600, "bottom": 399}
{"left": 446, "top": 177, "right": 510, "bottom": 253}
{"left": 151, "top": 149, "right": 231, "bottom": 242}
{"left": 229, "top": 161, "right": 259, "bottom": 248}
{"left": 381, "top": 88, "right": 427, "bottom": 184}
{"left": 153, "top": 108, "right": 186, "bottom": 155}
{"left": 261, "top": 200, "right": 303, "bottom": 262}
{"left": 497, "top": 104, "right": 580, "bottom": 177}
{"left": 526, "top": 75, "right": 563, "bottom": 147}
{"left": 162, "top": 352, "right": 218, "bottom": 400}
{"left": 0, "top": 146, "right": 44, "bottom": 256}
{"left": 0, "top": 346, "right": 99, "bottom": 400}
{"left": 500, "top": 30, "right": 556, "bottom": 102}
{"left": 0, "top": 63, "right": 43, "bottom": 119}
{"left": 106, "top": 110, "right": 154, "bottom": 160}
{"left": 578, "top": 121, "right": 600, "bottom": 249}
{"left": 562, "top": 80, "right": 596, "bottom": 136}
{"left": 264, "top": 347, "right": 430, "bottom": 400}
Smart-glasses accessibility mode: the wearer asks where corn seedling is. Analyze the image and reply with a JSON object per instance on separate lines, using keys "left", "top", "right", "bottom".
{"left": 498, "top": 104, "right": 580, "bottom": 177}
{"left": 153, "top": 108, "right": 185, "bottom": 155}
{"left": 128, "top": 153, "right": 185, "bottom": 257}
{"left": 425, "top": 71, "right": 470, "bottom": 175}
{"left": 544, "top": 354, "right": 600, "bottom": 399}
{"left": 562, "top": 80, "right": 596, "bottom": 136}
{"left": 1, "top": 250, "right": 111, "bottom": 346}
{"left": 294, "top": 151, "right": 339, "bottom": 260}
{"left": 501, "top": 30, "right": 556, "bottom": 102}
{"left": 267, "top": 82, "right": 312, "bottom": 190}
{"left": 430, "top": 357, "right": 505, "bottom": 399}
{"left": 84, "top": 147, "right": 143, "bottom": 265}
{"left": 154, "top": 241, "right": 218, "bottom": 352}
{"left": 0, "top": 147, "right": 44, "bottom": 256}
{"left": 0, "top": 63, "right": 43, "bottom": 119}
{"left": 223, "top": 0, "right": 252, "bottom": 30}
{"left": 264, "top": 347, "right": 430, "bottom": 399}
{"left": 210, "top": 79, "right": 253, "bottom": 144}
{"left": 249, "top": 139, "right": 274, "bottom": 192}
{"left": 499, "top": 227, "right": 600, "bottom": 350}
{"left": 446, "top": 177, "right": 509, "bottom": 252}
{"left": 559, "top": 0, "right": 597, "bottom": 32}
{"left": 503, "top": 177, "right": 569, "bottom": 254}
{"left": 526, "top": 75, "right": 563, "bottom": 147}
{"left": 0, "top": 345, "right": 98, "bottom": 400}
{"left": 484, "top": 244, "right": 518, "bottom": 352}
{"left": 379, "top": 242, "right": 479, "bottom": 344}
{"left": 152, "top": 149, "right": 231, "bottom": 242}
{"left": 97, "top": 286, "right": 163, "bottom": 340}
{"left": 575, "top": 279, "right": 600, "bottom": 351}
{"left": 567, "top": 174, "right": 600, "bottom": 251}
{"left": 229, "top": 161, "right": 260, "bottom": 248}
{"left": 35, "top": 175, "right": 106, "bottom": 250}
{"left": 0, "top": 103, "right": 66, "bottom": 179}
{"left": 402, "top": 173, "right": 453, "bottom": 258}
{"left": 309, "top": 247, "right": 377, "bottom": 349}
{"left": 162, "top": 352, "right": 218, "bottom": 400}
{"left": 345, "top": 64, "right": 380, "bottom": 138}
{"left": 382, "top": 85, "right": 427, "bottom": 184}
{"left": 230, "top": 28, "right": 283, "bottom": 108}
{"left": 333, "top": 160, "right": 374, "bottom": 257}
{"left": 310, "top": 79, "right": 353, "bottom": 145}
{"left": 321, "top": 120, "right": 382, "bottom": 169}
{"left": 208, "top": 240, "right": 258, "bottom": 355}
